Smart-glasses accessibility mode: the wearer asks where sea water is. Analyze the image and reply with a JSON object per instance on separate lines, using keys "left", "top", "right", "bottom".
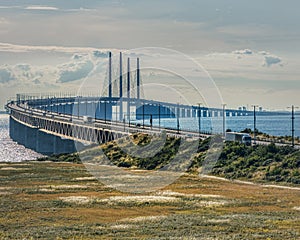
{"left": 0, "top": 114, "right": 44, "bottom": 162}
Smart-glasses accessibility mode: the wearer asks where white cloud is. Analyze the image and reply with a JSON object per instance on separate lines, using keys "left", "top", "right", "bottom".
{"left": 25, "top": 6, "right": 59, "bottom": 11}
{"left": 232, "top": 49, "right": 253, "bottom": 55}
{"left": 0, "top": 42, "right": 108, "bottom": 54}
{"left": 0, "top": 17, "right": 8, "bottom": 25}
{"left": 263, "top": 55, "right": 283, "bottom": 67}
{"left": 57, "top": 56, "right": 94, "bottom": 83}
{"left": 206, "top": 49, "right": 283, "bottom": 68}
{"left": 258, "top": 51, "right": 270, "bottom": 56}
{"left": 0, "top": 66, "right": 14, "bottom": 83}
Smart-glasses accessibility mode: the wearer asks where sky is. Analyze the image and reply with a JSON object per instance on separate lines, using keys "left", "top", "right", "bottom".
{"left": 0, "top": 0, "right": 300, "bottom": 110}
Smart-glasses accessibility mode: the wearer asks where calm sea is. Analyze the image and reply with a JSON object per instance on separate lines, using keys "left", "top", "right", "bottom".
{"left": 0, "top": 113, "right": 299, "bottom": 162}
{"left": 0, "top": 114, "right": 44, "bottom": 162}
{"left": 144, "top": 114, "right": 300, "bottom": 137}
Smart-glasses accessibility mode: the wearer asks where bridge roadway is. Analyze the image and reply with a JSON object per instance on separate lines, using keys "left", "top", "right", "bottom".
{"left": 7, "top": 101, "right": 210, "bottom": 147}
{"left": 7, "top": 100, "right": 298, "bottom": 155}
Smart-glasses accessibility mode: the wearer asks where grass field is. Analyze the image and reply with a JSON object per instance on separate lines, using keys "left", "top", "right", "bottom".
{"left": 0, "top": 161, "right": 299, "bottom": 239}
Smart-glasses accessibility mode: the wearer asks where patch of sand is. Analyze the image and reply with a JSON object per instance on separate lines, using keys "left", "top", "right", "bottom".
{"left": 59, "top": 196, "right": 91, "bottom": 204}
{"left": 195, "top": 200, "right": 229, "bottom": 207}
{"left": 156, "top": 190, "right": 223, "bottom": 199}
{"left": 207, "top": 218, "right": 231, "bottom": 223}
{"left": 110, "top": 224, "right": 135, "bottom": 229}
{"left": 39, "top": 188, "right": 56, "bottom": 192}
{"left": 98, "top": 195, "right": 179, "bottom": 204}
{"left": 73, "top": 177, "right": 96, "bottom": 181}
{"left": 0, "top": 191, "right": 12, "bottom": 195}
{"left": 0, "top": 167, "right": 29, "bottom": 171}
{"left": 263, "top": 185, "right": 300, "bottom": 191}
{"left": 122, "top": 215, "right": 167, "bottom": 223}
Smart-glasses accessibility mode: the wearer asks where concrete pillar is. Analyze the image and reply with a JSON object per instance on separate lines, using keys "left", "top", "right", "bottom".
{"left": 36, "top": 130, "right": 54, "bottom": 155}
{"left": 53, "top": 136, "right": 66, "bottom": 154}
{"left": 24, "top": 126, "right": 37, "bottom": 150}
{"left": 9, "top": 116, "right": 15, "bottom": 140}
{"left": 14, "top": 120, "right": 25, "bottom": 144}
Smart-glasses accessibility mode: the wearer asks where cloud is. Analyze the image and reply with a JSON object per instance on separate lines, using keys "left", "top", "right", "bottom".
{"left": 258, "top": 51, "right": 270, "bottom": 56}
{"left": 57, "top": 57, "right": 94, "bottom": 83}
{"left": 25, "top": 6, "right": 59, "bottom": 11}
{"left": 0, "top": 17, "right": 9, "bottom": 25}
{"left": 0, "top": 66, "right": 14, "bottom": 83}
{"left": 93, "top": 50, "right": 109, "bottom": 58}
{"left": 232, "top": 49, "right": 253, "bottom": 55}
{"left": 263, "top": 55, "right": 283, "bottom": 67}
{"left": 207, "top": 49, "right": 283, "bottom": 67}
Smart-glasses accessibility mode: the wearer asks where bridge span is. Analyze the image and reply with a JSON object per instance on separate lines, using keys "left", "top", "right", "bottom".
{"left": 6, "top": 51, "right": 291, "bottom": 155}
{"left": 7, "top": 96, "right": 212, "bottom": 155}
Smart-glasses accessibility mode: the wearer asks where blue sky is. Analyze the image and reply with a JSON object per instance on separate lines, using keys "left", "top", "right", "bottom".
{"left": 0, "top": 1, "right": 299, "bottom": 110}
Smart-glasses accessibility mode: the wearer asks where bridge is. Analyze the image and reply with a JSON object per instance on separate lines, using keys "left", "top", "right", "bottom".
{"left": 5, "top": 51, "right": 279, "bottom": 155}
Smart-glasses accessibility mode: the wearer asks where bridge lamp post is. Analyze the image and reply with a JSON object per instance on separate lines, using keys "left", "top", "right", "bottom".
{"left": 222, "top": 103, "right": 226, "bottom": 137}
{"left": 104, "top": 100, "right": 107, "bottom": 123}
{"left": 56, "top": 97, "right": 58, "bottom": 113}
{"left": 288, "top": 105, "right": 299, "bottom": 147}
{"left": 77, "top": 98, "right": 80, "bottom": 119}
{"left": 252, "top": 105, "right": 259, "bottom": 145}
{"left": 158, "top": 104, "right": 161, "bottom": 130}
{"left": 115, "top": 104, "right": 118, "bottom": 123}
{"left": 177, "top": 103, "right": 180, "bottom": 134}
{"left": 142, "top": 102, "right": 145, "bottom": 128}
{"left": 123, "top": 114, "right": 126, "bottom": 132}
{"left": 85, "top": 97, "right": 88, "bottom": 116}
{"left": 94, "top": 100, "right": 98, "bottom": 121}
{"left": 197, "top": 103, "right": 202, "bottom": 138}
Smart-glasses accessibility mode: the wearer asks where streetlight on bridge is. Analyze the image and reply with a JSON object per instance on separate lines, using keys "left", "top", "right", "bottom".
{"left": 251, "top": 105, "right": 259, "bottom": 145}
{"left": 222, "top": 103, "right": 226, "bottom": 137}
{"left": 288, "top": 105, "right": 299, "bottom": 147}
{"left": 197, "top": 103, "right": 202, "bottom": 138}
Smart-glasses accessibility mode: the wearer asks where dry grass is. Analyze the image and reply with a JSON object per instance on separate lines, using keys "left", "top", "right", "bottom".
{"left": 0, "top": 161, "right": 299, "bottom": 239}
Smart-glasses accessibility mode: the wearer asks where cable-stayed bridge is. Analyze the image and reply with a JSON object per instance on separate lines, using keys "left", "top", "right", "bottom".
{"left": 6, "top": 52, "right": 277, "bottom": 155}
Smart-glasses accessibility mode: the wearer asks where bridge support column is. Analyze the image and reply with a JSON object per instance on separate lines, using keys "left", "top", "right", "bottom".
{"left": 9, "top": 116, "right": 15, "bottom": 140}
{"left": 13, "top": 119, "right": 25, "bottom": 144}
{"left": 36, "top": 130, "right": 55, "bottom": 155}
{"left": 53, "top": 136, "right": 66, "bottom": 154}
{"left": 24, "top": 126, "right": 38, "bottom": 150}
{"left": 53, "top": 137, "right": 77, "bottom": 154}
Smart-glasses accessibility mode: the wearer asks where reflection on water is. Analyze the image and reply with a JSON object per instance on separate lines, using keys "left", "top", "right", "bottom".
{"left": 0, "top": 114, "right": 44, "bottom": 162}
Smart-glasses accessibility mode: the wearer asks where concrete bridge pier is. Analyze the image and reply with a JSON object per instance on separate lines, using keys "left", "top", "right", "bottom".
{"left": 24, "top": 126, "right": 38, "bottom": 150}
{"left": 36, "top": 130, "right": 55, "bottom": 155}
{"left": 54, "top": 137, "right": 76, "bottom": 154}
{"left": 10, "top": 118, "right": 25, "bottom": 144}
{"left": 9, "top": 116, "right": 16, "bottom": 140}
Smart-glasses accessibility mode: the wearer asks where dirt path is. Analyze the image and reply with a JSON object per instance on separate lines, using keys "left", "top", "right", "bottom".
{"left": 200, "top": 174, "right": 300, "bottom": 191}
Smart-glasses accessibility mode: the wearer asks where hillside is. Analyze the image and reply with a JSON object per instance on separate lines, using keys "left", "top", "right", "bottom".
{"left": 39, "top": 133, "right": 300, "bottom": 185}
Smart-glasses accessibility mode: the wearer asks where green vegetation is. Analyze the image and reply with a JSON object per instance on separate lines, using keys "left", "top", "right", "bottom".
{"left": 38, "top": 153, "right": 81, "bottom": 164}
{"left": 212, "top": 142, "right": 300, "bottom": 184}
{"left": 38, "top": 133, "right": 300, "bottom": 185}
